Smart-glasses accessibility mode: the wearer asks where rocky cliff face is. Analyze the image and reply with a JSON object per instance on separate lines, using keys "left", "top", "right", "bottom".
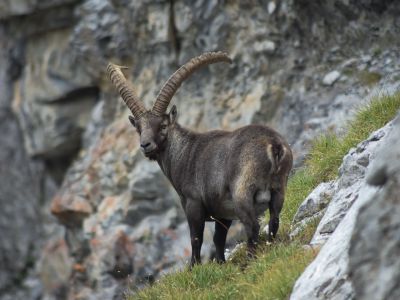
{"left": 1, "top": 0, "right": 400, "bottom": 299}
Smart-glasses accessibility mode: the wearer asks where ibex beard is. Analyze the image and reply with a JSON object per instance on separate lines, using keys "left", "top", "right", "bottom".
{"left": 107, "top": 52, "right": 293, "bottom": 267}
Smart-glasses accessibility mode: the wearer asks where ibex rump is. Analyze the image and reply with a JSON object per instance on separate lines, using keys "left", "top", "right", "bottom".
{"left": 107, "top": 52, "right": 293, "bottom": 267}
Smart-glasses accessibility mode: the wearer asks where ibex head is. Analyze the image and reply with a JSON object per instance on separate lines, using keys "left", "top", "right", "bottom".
{"left": 107, "top": 52, "right": 232, "bottom": 160}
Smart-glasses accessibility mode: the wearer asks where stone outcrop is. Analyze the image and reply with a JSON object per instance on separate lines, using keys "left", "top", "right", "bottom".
{"left": 290, "top": 181, "right": 335, "bottom": 239}
{"left": 17, "top": 28, "right": 98, "bottom": 160}
{"left": 348, "top": 114, "right": 400, "bottom": 300}
{"left": 1, "top": 0, "right": 400, "bottom": 299}
{"left": 290, "top": 114, "right": 400, "bottom": 299}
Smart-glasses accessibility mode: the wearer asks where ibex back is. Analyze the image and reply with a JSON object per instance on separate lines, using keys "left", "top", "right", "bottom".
{"left": 107, "top": 52, "right": 293, "bottom": 267}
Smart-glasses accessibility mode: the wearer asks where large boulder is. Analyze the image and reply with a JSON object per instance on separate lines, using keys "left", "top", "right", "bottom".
{"left": 290, "top": 114, "right": 399, "bottom": 299}
{"left": 348, "top": 114, "right": 400, "bottom": 300}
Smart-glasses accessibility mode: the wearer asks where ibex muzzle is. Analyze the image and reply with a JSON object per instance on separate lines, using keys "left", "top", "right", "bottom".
{"left": 107, "top": 52, "right": 293, "bottom": 267}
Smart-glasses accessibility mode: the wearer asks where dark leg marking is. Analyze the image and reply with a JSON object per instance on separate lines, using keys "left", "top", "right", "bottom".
{"left": 268, "top": 189, "right": 284, "bottom": 242}
{"left": 213, "top": 218, "right": 232, "bottom": 263}
{"left": 185, "top": 200, "right": 206, "bottom": 268}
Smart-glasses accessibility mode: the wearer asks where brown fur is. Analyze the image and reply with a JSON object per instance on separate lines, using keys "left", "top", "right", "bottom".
{"left": 109, "top": 53, "right": 292, "bottom": 267}
{"left": 129, "top": 109, "right": 293, "bottom": 266}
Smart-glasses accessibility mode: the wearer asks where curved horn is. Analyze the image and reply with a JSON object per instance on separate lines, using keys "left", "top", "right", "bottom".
{"left": 152, "top": 51, "right": 232, "bottom": 116}
{"left": 107, "top": 63, "right": 147, "bottom": 119}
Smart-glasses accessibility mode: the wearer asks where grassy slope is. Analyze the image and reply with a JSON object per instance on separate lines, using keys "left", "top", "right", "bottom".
{"left": 130, "top": 92, "right": 400, "bottom": 300}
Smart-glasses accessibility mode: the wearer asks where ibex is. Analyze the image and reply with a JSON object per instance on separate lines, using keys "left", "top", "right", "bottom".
{"left": 107, "top": 52, "right": 293, "bottom": 267}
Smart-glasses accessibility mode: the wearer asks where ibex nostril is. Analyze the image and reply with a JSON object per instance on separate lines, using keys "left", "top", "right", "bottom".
{"left": 141, "top": 142, "right": 151, "bottom": 149}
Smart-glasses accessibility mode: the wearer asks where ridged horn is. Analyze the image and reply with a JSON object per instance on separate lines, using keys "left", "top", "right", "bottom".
{"left": 107, "top": 63, "right": 147, "bottom": 119}
{"left": 152, "top": 51, "right": 232, "bottom": 116}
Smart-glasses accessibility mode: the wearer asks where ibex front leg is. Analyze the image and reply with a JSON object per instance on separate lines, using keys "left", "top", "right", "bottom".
{"left": 213, "top": 218, "right": 232, "bottom": 263}
{"left": 185, "top": 199, "right": 206, "bottom": 268}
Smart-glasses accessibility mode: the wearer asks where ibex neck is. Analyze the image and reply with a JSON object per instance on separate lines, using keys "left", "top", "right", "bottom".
{"left": 157, "top": 123, "right": 196, "bottom": 182}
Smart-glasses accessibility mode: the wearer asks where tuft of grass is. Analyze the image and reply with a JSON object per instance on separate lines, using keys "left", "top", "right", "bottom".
{"left": 372, "top": 46, "right": 382, "bottom": 57}
{"left": 242, "top": 244, "right": 317, "bottom": 299}
{"left": 357, "top": 70, "right": 382, "bottom": 86}
{"left": 129, "top": 92, "right": 400, "bottom": 300}
{"left": 280, "top": 169, "right": 318, "bottom": 227}
{"left": 342, "top": 68, "right": 382, "bottom": 87}
{"left": 132, "top": 263, "right": 240, "bottom": 300}
{"left": 306, "top": 133, "right": 344, "bottom": 181}
{"left": 292, "top": 216, "right": 322, "bottom": 244}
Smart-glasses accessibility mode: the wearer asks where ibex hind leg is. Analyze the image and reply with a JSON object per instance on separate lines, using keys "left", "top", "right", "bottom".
{"left": 268, "top": 189, "right": 284, "bottom": 242}
{"left": 233, "top": 195, "right": 260, "bottom": 257}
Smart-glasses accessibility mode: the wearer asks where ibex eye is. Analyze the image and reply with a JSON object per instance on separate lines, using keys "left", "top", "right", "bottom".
{"left": 161, "top": 125, "right": 167, "bottom": 130}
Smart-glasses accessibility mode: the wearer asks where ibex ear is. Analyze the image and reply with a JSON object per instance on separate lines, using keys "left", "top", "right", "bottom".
{"left": 169, "top": 105, "right": 177, "bottom": 124}
{"left": 128, "top": 115, "right": 136, "bottom": 128}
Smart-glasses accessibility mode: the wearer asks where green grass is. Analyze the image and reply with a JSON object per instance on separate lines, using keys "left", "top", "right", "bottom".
{"left": 129, "top": 92, "right": 400, "bottom": 300}
{"left": 342, "top": 68, "right": 382, "bottom": 87}
{"left": 280, "top": 169, "right": 318, "bottom": 234}
{"left": 307, "top": 92, "right": 400, "bottom": 182}
{"left": 357, "top": 70, "right": 382, "bottom": 86}
{"left": 132, "top": 243, "right": 316, "bottom": 300}
{"left": 281, "top": 92, "right": 400, "bottom": 229}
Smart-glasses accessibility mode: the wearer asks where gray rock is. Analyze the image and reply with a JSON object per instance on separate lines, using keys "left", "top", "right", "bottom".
{"left": 292, "top": 181, "right": 335, "bottom": 224}
{"left": 283, "top": 90, "right": 367, "bottom": 167}
{"left": 15, "top": 28, "right": 98, "bottom": 159}
{"left": 129, "top": 160, "right": 172, "bottom": 202}
{"left": 253, "top": 40, "right": 276, "bottom": 54}
{"left": 361, "top": 54, "right": 372, "bottom": 64}
{"left": 289, "top": 210, "right": 326, "bottom": 239}
{"left": 341, "top": 58, "right": 358, "bottom": 68}
{"left": 0, "top": 110, "right": 42, "bottom": 292}
{"left": 349, "top": 114, "right": 400, "bottom": 300}
{"left": 290, "top": 183, "right": 377, "bottom": 300}
{"left": 268, "top": 1, "right": 277, "bottom": 14}
{"left": 291, "top": 116, "right": 399, "bottom": 300}
{"left": 311, "top": 121, "right": 393, "bottom": 245}
{"left": 0, "top": 0, "right": 79, "bottom": 19}
{"left": 322, "top": 71, "right": 341, "bottom": 86}
{"left": 290, "top": 181, "right": 335, "bottom": 238}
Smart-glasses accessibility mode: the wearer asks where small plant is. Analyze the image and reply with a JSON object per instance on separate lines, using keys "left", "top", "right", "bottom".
{"left": 357, "top": 70, "right": 382, "bottom": 86}
{"left": 342, "top": 67, "right": 382, "bottom": 87}
{"left": 372, "top": 46, "right": 382, "bottom": 57}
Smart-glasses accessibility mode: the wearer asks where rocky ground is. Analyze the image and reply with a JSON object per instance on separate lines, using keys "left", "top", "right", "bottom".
{"left": 1, "top": 0, "right": 400, "bottom": 299}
